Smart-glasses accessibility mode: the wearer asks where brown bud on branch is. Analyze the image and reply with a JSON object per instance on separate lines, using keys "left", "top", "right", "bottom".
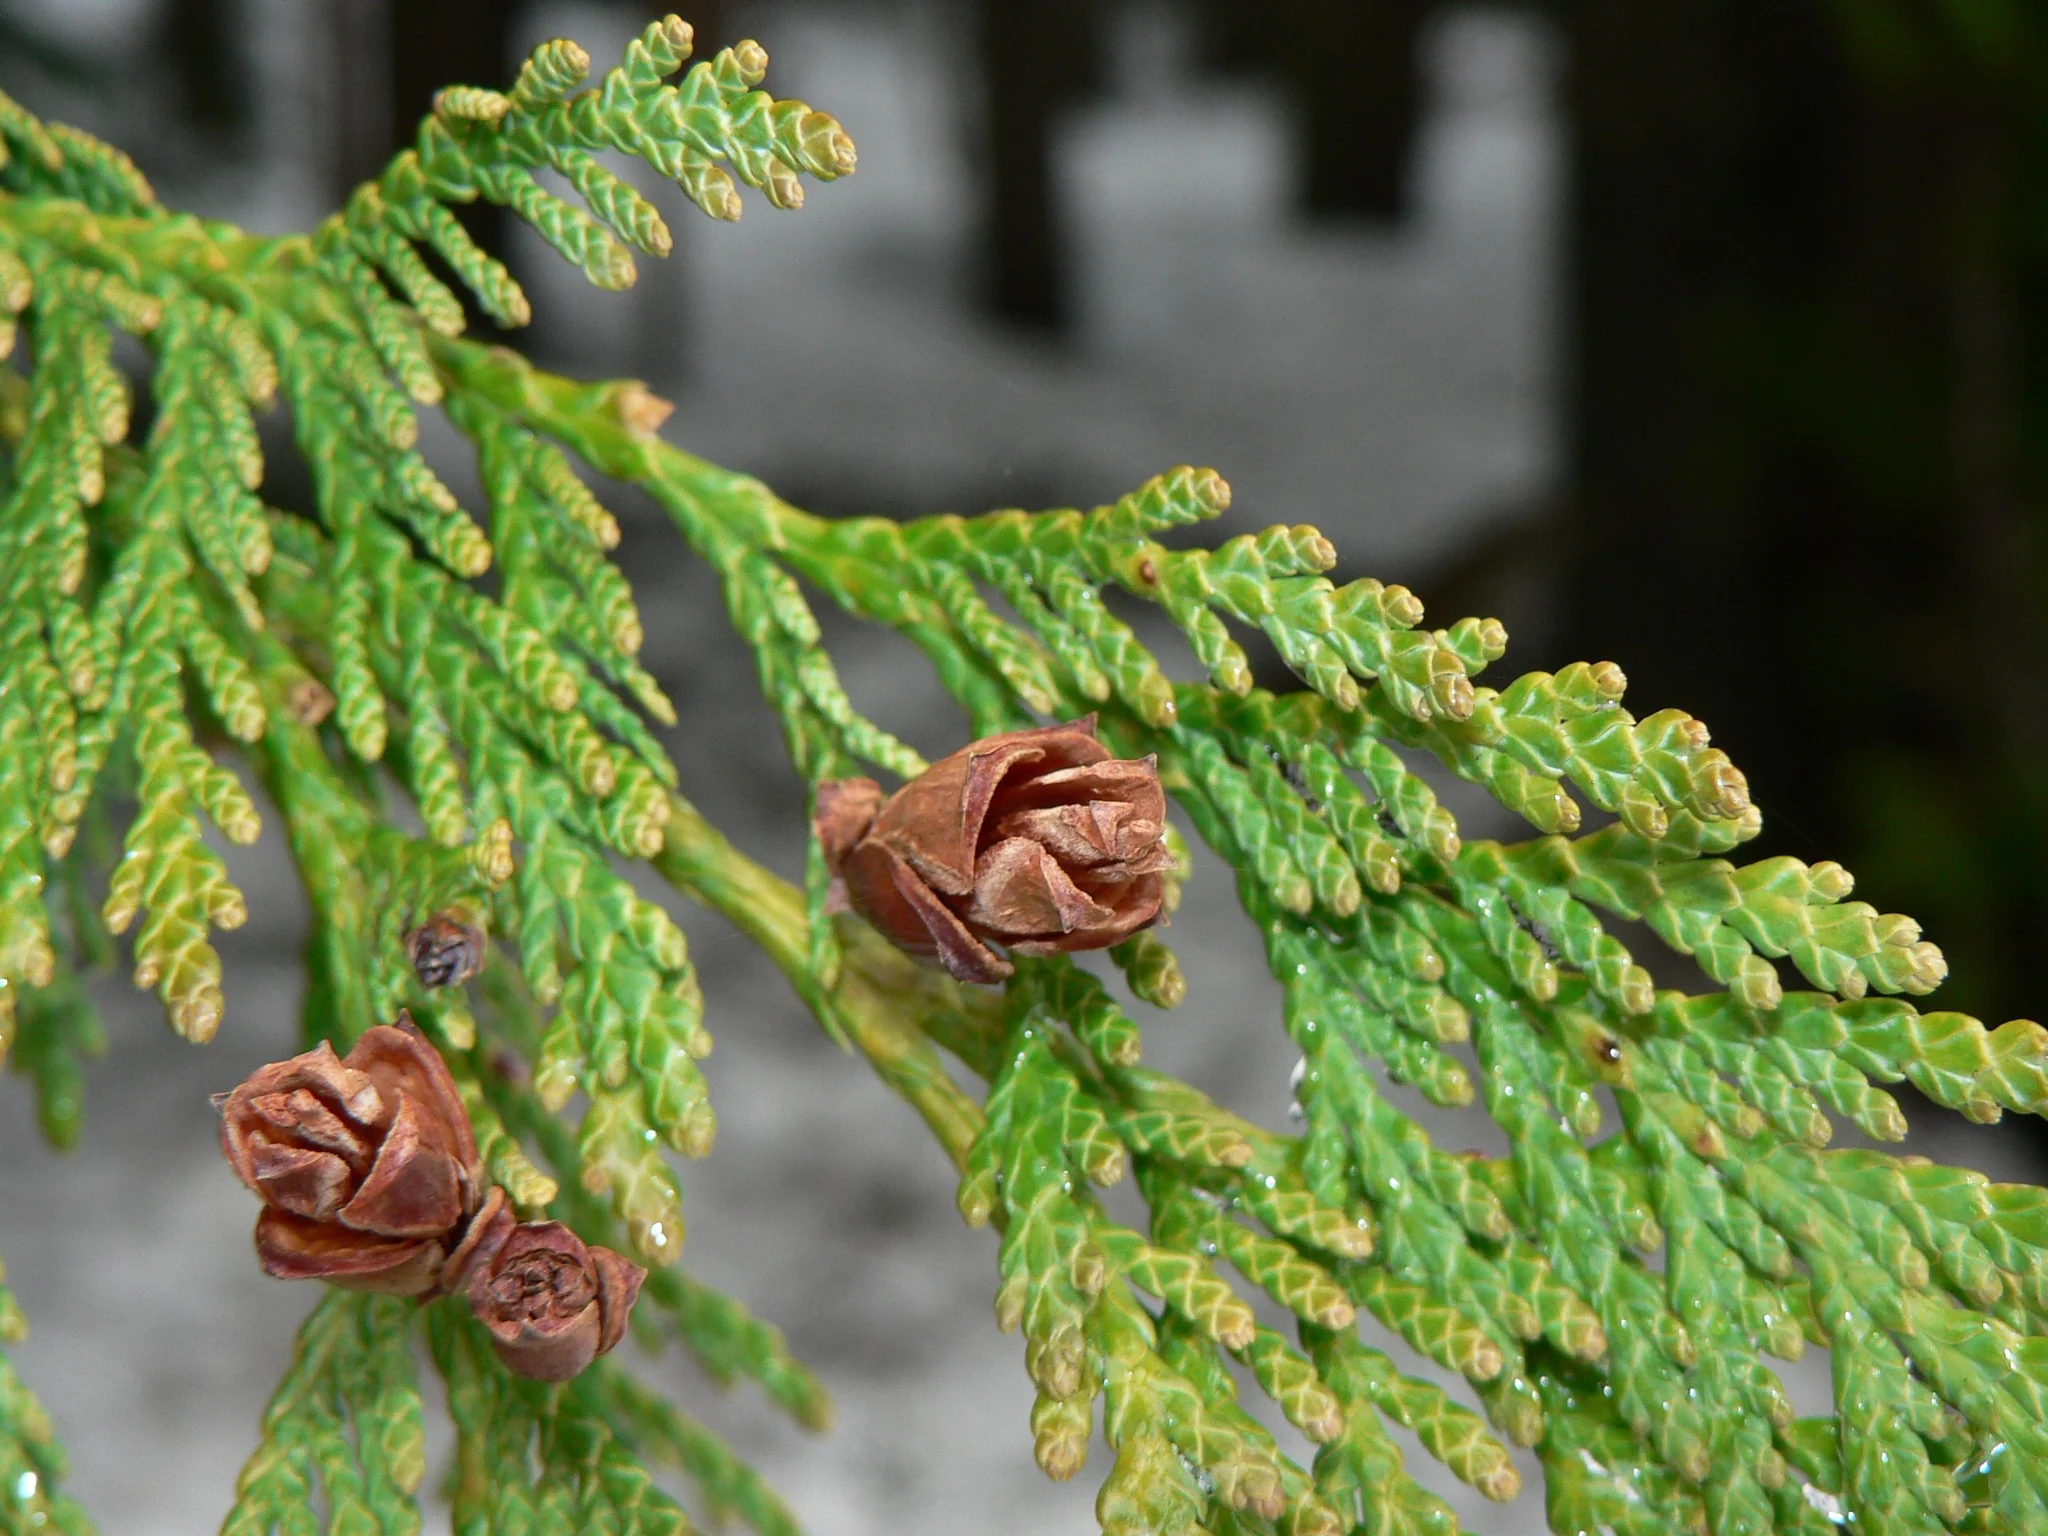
{"left": 217, "top": 1014, "right": 487, "bottom": 1295}
{"left": 405, "top": 910, "right": 487, "bottom": 989}
{"left": 816, "top": 718, "right": 1171, "bottom": 984}
{"left": 462, "top": 1212, "right": 645, "bottom": 1382}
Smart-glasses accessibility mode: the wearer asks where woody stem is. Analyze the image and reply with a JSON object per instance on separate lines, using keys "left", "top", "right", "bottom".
{"left": 652, "top": 795, "right": 997, "bottom": 1168}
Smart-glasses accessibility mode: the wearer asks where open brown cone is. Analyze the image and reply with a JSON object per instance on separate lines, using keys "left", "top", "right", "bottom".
{"left": 217, "top": 1014, "right": 487, "bottom": 1295}
{"left": 816, "top": 717, "right": 1171, "bottom": 983}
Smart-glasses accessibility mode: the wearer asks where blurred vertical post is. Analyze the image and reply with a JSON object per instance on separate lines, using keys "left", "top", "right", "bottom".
{"left": 1193, "top": 0, "right": 1427, "bottom": 223}
{"left": 388, "top": 0, "right": 516, "bottom": 151}
{"left": 327, "top": 0, "right": 390, "bottom": 197}
{"left": 1283, "top": 0, "right": 1425, "bottom": 220}
{"left": 325, "top": 0, "right": 517, "bottom": 333}
{"left": 1560, "top": 0, "right": 2048, "bottom": 1018}
{"left": 389, "top": 0, "right": 516, "bottom": 288}
{"left": 973, "top": 0, "right": 1098, "bottom": 331}
{"left": 161, "top": 0, "right": 253, "bottom": 138}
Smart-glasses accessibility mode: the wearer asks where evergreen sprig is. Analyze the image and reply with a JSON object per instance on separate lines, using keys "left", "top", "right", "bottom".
{"left": 0, "top": 14, "right": 2045, "bottom": 1536}
{"left": 0, "top": 1253, "right": 91, "bottom": 1536}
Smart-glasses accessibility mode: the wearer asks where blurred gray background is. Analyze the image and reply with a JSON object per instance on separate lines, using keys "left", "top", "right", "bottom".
{"left": 1, "top": 2, "right": 2043, "bottom": 1534}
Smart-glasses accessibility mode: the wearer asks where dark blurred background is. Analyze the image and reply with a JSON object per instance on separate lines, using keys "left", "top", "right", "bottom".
{"left": 1, "top": 2, "right": 2045, "bottom": 1533}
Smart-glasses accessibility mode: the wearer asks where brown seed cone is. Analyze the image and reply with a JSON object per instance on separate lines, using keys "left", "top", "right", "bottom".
{"left": 217, "top": 1013, "right": 485, "bottom": 1295}
{"left": 816, "top": 717, "right": 1171, "bottom": 984}
{"left": 464, "top": 1218, "right": 646, "bottom": 1382}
